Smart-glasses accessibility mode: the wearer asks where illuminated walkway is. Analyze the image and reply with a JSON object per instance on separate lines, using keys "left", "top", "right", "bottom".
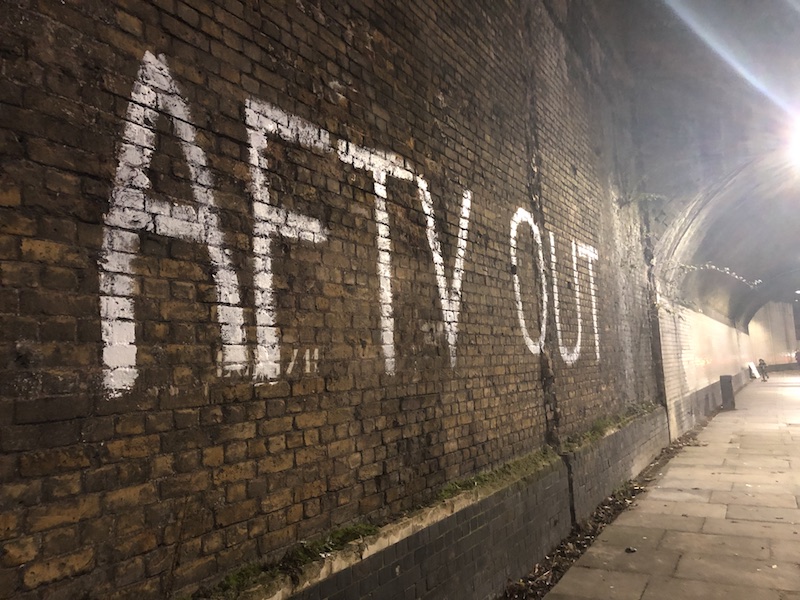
{"left": 547, "top": 372, "right": 800, "bottom": 600}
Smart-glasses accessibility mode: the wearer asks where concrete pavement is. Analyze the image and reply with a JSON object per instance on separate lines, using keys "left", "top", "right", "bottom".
{"left": 546, "top": 372, "right": 800, "bottom": 600}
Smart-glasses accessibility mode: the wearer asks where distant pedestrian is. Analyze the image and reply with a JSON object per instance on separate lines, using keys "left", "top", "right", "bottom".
{"left": 758, "top": 358, "right": 769, "bottom": 382}
{"left": 795, "top": 349, "right": 800, "bottom": 368}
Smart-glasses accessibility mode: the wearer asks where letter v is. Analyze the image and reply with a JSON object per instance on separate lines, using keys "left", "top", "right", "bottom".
{"left": 417, "top": 177, "right": 472, "bottom": 369}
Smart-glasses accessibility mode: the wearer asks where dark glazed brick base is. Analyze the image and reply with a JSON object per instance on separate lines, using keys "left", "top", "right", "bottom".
{"left": 667, "top": 370, "right": 749, "bottom": 440}
{"left": 566, "top": 407, "right": 669, "bottom": 523}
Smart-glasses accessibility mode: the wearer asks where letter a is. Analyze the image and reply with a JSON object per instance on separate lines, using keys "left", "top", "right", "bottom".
{"left": 99, "top": 52, "right": 246, "bottom": 396}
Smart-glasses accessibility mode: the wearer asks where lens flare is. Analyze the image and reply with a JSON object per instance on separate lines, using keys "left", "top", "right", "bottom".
{"left": 665, "top": 0, "right": 793, "bottom": 115}
{"left": 789, "top": 121, "right": 800, "bottom": 167}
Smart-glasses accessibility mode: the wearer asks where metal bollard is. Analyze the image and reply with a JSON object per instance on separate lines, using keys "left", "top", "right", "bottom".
{"left": 720, "top": 375, "right": 735, "bottom": 410}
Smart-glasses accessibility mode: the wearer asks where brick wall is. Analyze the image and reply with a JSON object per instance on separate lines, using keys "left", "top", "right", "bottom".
{"left": 566, "top": 406, "right": 669, "bottom": 522}
{"left": 1, "top": 0, "right": 661, "bottom": 597}
{"left": 289, "top": 457, "right": 571, "bottom": 600}
{"left": 529, "top": 0, "right": 660, "bottom": 440}
{"left": 749, "top": 302, "right": 797, "bottom": 367}
{"left": 274, "top": 408, "right": 667, "bottom": 600}
{"left": 658, "top": 300, "right": 754, "bottom": 439}
{"left": 626, "top": 1, "right": 790, "bottom": 330}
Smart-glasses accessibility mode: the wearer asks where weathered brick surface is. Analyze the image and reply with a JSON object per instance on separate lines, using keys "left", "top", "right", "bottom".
{"left": 1, "top": 0, "right": 661, "bottom": 597}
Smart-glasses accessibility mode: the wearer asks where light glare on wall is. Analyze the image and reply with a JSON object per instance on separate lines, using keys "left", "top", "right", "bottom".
{"left": 790, "top": 122, "right": 800, "bottom": 167}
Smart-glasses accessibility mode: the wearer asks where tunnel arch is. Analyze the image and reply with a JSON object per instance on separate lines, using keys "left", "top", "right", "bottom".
{"left": 652, "top": 148, "right": 800, "bottom": 329}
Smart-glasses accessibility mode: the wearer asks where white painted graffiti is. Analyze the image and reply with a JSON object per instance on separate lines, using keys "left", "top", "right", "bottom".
{"left": 245, "top": 100, "right": 473, "bottom": 380}
{"left": 100, "top": 52, "right": 247, "bottom": 396}
{"left": 510, "top": 208, "right": 548, "bottom": 355}
{"left": 578, "top": 242, "right": 600, "bottom": 362}
{"left": 551, "top": 232, "right": 582, "bottom": 365}
{"left": 284, "top": 348, "right": 320, "bottom": 376}
{"left": 245, "top": 98, "right": 330, "bottom": 380}
{"left": 420, "top": 183, "right": 472, "bottom": 370}
{"left": 336, "top": 144, "right": 472, "bottom": 375}
{"left": 336, "top": 143, "right": 415, "bottom": 375}
{"left": 511, "top": 215, "right": 599, "bottom": 364}
{"left": 100, "top": 51, "right": 600, "bottom": 396}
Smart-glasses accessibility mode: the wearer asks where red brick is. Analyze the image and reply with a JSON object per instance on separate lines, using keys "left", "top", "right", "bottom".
{"left": 0, "top": 567, "right": 18, "bottom": 599}
{"left": 212, "top": 461, "right": 256, "bottom": 484}
{"left": 0, "top": 480, "right": 42, "bottom": 508}
{"left": 0, "top": 236, "right": 18, "bottom": 260}
{"left": 110, "top": 531, "right": 157, "bottom": 561}
{"left": 41, "top": 525, "right": 79, "bottom": 557}
{"left": 172, "top": 555, "right": 216, "bottom": 592}
{"left": 0, "top": 209, "right": 34, "bottom": 235}
{"left": 214, "top": 499, "right": 258, "bottom": 528}
{"left": 159, "top": 472, "right": 209, "bottom": 498}
{"left": 42, "top": 473, "right": 82, "bottom": 500}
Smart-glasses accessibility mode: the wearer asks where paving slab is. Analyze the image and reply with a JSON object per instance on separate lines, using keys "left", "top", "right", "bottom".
{"left": 612, "top": 512, "right": 704, "bottom": 532}
{"left": 709, "top": 490, "right": 798, "bottom": 508}
{"left": 728, "top": 448, "right": 794, "bottom": 456}
{"left": 576, "top": 545, "right": 680, "bottom": 576}
{"left": 659, "top": 530, "right": 769, "bottom": 560}
{"left": 643, "top": 488, "right": 712, "bottom": 503}
{"left": 768, "top": 538, "right": 800, "bottom": 562}
{"left": 666, "top": 456, "right": 726, "bottom": 466}
{"left": 723, "top": 457, "right": 792, "bottom": 469}
{"left": 548, "top": 567, "right": 650, "bottom": 599}
{"left": 633, "top": 498, "right": 727, "bottom": 518}
{"left": 546, "top": 373, "right": 800, "bottom": 599}
{"left": 593, "top": 526, "right": 665, "bottom": 550}
{"left": 654, "top": 478, "right": 732, "bottom": 491}
{"left": 639, "top": 576, "right": 782, "bottom": 600}
{"left": 674, "top": 553, "right": 800, "bottom": 591}
{"left": 707, "top": 471, "right": 800, "bottom": 485}
{"left": 702, "top": 516, "right": 800, "bottom": 540}
{"left": 731, "top": 481, "right": 800, "bottom": 495}
{"left": 726, "top": 504, "right": 800, "bottom": 524}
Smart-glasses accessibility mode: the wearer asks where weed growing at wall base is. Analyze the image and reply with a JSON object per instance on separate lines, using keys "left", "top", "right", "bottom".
{"left": 560, "top": 402, "right": 660, "bottom": 453}
{"left": 437, "top": 446, "right": 559, "bottom": 501}
{"left": 186, "top": 523, "right": 380, "bottom": 599}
